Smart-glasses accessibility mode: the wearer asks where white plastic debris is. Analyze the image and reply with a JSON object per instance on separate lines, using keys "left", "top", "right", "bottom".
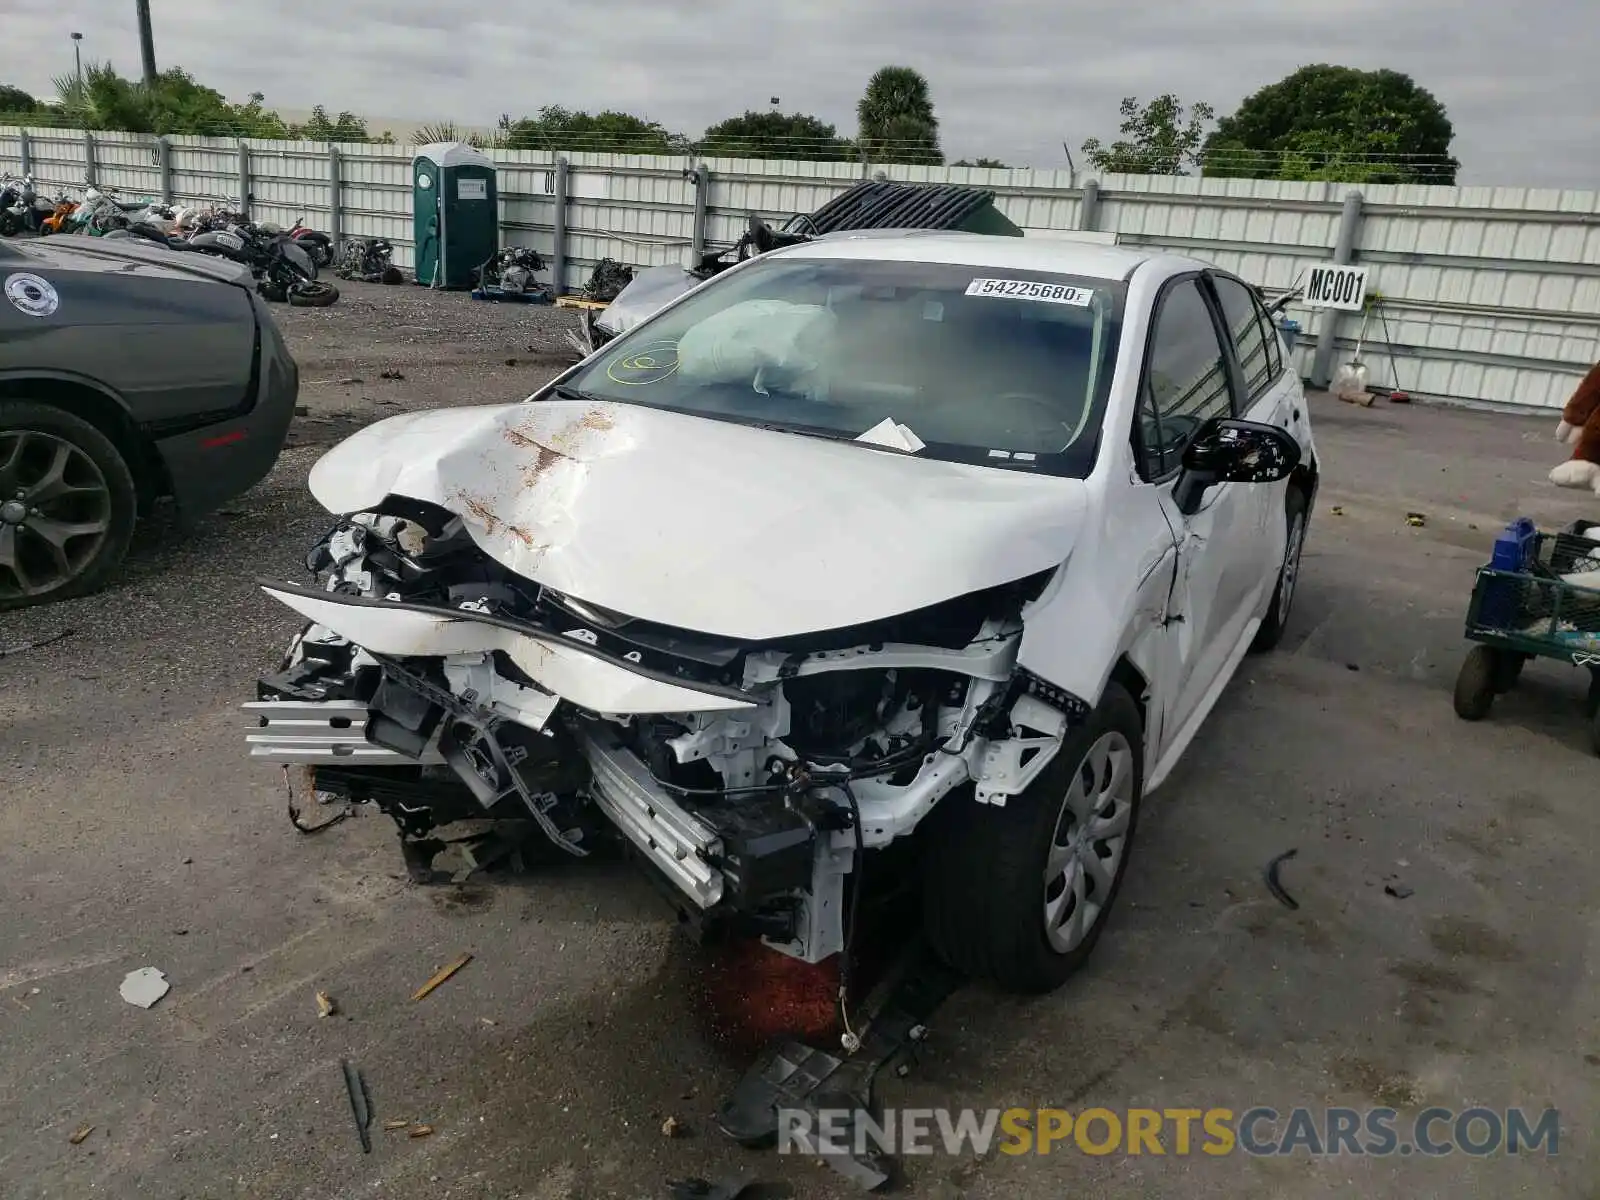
{"left": 120, "top": 967, "right": 171, "bottom": 1009}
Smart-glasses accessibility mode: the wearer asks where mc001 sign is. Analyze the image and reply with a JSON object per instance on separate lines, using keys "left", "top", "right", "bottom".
{"left": 1303, "top": 264, "right": 1368, "bottom": 311}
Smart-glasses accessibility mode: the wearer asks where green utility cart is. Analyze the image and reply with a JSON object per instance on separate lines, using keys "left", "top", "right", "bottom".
{"left": 1454, "top": 517, "right": 1600, "bottom": 753}
{"left": 412, "top": 142, "right": 498, "bottom": 289}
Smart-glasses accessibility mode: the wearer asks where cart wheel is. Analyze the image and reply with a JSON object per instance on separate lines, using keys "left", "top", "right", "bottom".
{"left": 1453, "top": 646, "right": 1501, "bottom": 720}
{"left": 1493, "top": 652, "right": 1526, "bottom": 694}
{"left": 1586, "top": 670, "right": 1600, "bottom": 719}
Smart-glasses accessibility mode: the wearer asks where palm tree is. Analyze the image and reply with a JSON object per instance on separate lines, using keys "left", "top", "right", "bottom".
{"left": 857, "top": 66, "right": 943, "bottom": 165}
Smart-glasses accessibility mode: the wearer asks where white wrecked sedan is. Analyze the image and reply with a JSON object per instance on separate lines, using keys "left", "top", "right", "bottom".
{"left": 248, "top": 232, "right": 1318, "bottom": 995}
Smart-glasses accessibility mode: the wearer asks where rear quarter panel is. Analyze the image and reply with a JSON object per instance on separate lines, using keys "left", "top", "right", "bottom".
{"left": 0, "top": 246, "right": 256, "bottom": 422}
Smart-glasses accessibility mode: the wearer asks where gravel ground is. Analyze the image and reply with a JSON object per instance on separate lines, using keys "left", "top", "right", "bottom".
{"left": 1, "top": 287, "right": 1597, "bottom": 1199}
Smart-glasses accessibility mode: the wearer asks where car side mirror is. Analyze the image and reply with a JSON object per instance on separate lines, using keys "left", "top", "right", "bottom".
{"left": 1172, "top": 416, "right": 1301, "bottom": 516}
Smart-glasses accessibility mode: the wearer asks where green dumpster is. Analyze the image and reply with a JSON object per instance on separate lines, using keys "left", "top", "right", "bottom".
{"left": 411, "top": 142, "right": 498, "bottom": 289}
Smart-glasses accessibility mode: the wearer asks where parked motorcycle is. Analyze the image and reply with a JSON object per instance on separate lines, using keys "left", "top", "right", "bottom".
{"left": 188, "top": 222, "right": 340, "bottom": 306}
{"left": 0, "top": 174, "right": 27, "bottom": 236}
{"left": 38, "top": 194, "right": 78, "bottom": 235}
{"left": 476, "top": 246, "right": 550, "bottom": 296}
{"left": 335, "top": 237, "right": 404, "bottom": 284}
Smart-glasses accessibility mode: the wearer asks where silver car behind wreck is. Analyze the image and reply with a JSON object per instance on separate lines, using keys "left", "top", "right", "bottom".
{"left": 247, "top": 231, "right": 1316, "bottom": 997}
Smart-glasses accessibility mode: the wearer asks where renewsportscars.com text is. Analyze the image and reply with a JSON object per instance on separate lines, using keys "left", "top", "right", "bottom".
{"left": 779, "top": 1106, "right": 1560, "bottom": 1158}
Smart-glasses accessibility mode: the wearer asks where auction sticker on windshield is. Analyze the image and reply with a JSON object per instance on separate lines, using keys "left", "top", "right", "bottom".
{"left": 966, "top": 278, "right": 1094, "bottom": 306}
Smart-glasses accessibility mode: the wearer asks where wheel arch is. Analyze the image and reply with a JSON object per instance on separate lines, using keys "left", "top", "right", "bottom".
{"left": 1289, "top": 449, "right": 1319, "bottom": 507}
{"left": 0, "top": 373, "right": 168, "bottom": 508}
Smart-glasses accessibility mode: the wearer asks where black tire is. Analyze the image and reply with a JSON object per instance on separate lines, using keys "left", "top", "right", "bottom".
{"left": 0, "top": 211, "right": 17, "bottom": 238}
{"left": 1251, "top": 487, "right": 1310, "bottom": 653}
{"left": 1492, "top": 653, "right": 1526, "bottom": 694}
{"left": 289, "top": 282, "right": 339, "bottom": 308}
{"left": 1590, "top": 707, "right": 1600, "bottom": 758}
{"left": 0, "top": 400, "right": 138, "bottom": 611}
{"left": 1453, "top": 646, "right": 1500, "bottom": 720}
{"left": 922, "top": 683, "right": 1144, "bottom": 994}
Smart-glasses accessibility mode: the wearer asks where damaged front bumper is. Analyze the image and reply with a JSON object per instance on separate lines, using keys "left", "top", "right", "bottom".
{"left": 245, "top": 506, "right": 1073, "bottom": 963}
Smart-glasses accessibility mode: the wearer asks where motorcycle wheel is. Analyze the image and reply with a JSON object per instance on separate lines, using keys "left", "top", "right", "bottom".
{"left": 289, "top": 281, "right": 340, "bottom": 308}
{"left": 0, "top": 212, "right": 17, "bottom": 237}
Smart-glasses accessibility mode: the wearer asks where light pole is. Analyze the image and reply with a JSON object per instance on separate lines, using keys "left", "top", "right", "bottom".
{"left": 135, "top": 0, "right": 158, "bottom": 87}
{"left": 70, "top": 32, "right": 84, "bottom": 90}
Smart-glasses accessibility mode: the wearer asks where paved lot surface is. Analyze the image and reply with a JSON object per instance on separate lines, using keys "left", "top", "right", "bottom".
{"left": 1, "top": 285, "right": 1597, "bottom": 1199}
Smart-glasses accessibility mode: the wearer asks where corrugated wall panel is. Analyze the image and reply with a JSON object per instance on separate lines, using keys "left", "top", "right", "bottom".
{"left": 3, "top": 129, "right": 1596, "bottom": 410}
{"left": 18, "top": 131, "right": 89, "bottom": 195}
{"left": 337, "top": 146, "right": 412, "bottom": 264}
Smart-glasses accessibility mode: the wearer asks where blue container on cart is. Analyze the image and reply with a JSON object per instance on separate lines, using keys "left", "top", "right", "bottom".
{"left": 1277, "top": 318, "right": 1301, "bottom": 352}
{"left": 1480, "top": 517, "right": 1537, "bottom": 629}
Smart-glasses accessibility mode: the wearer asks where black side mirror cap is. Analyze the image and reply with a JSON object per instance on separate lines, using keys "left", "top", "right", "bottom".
{"left": 1173, "top": 417, "right": 1302, "bottom": 515}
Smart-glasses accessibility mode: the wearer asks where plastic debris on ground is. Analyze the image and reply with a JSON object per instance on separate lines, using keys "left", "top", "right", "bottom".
{"left": 119, "top": 967, "right": 171, "bottom": 1009}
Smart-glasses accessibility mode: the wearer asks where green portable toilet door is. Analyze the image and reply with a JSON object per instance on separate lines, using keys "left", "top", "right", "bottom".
{"left": 413, "top": 159, "right": 441, "bottom": 287}
{"left": 439, "top": 164, "right": 498, "bottom": 289}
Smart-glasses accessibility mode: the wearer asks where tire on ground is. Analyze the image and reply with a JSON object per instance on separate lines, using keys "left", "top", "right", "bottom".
{"left": 1251, "top": 486, "right": 1310, "bottom": 654}
{"left": 0, "top": 400, "right": 138, "bottom": 610}
{"left": 921, "top": 682, "right": 1144, "bottom": 995}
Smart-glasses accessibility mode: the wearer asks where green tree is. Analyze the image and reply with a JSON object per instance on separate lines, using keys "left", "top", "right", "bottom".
{"left": 52, "top": 62, "right": 290, "bottom": 137}
{"left": 289, "top": 104, "right": 372, "bottom": 143}
{"left": 699, "top": 110, "right": 853, "bottom": 160}
{"left": 1202, "top": 65, "right": 1457, "bottom": 184}
{"left": 497, "top": 106, "right": 681, "bottom": 155}
{"left": 411, "top": 120, "right": 491, "bottom": 149}
{"left": 0, "top": 84, "right": 39, "bottom": 115}
{"left": 1082, "top": 94, "right": 1214, "bottom": 175}
{"left": 857, "top": 66, "right": 943, "bottom": 165}
{"left": 953, "top": 157, "right": 1007, "bottom": 168}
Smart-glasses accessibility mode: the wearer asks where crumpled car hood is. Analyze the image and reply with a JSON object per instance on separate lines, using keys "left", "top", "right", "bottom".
{"left": 308, "top": 399, "right": 1090, "bottom": 641}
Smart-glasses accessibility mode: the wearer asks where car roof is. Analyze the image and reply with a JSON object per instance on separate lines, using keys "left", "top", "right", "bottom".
{"left": 768, "top": 230, "right": 1192, "bottom": 283}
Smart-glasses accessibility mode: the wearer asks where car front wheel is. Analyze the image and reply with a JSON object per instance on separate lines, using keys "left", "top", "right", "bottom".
{"left": 0, "top": 401, "right": 137, "bottom": 610}
{"left": 1250, "top": 487, "right": 1310, "bottom": 653}
{"left": 922, "top": 682, "right": 1144, "bottom": 994}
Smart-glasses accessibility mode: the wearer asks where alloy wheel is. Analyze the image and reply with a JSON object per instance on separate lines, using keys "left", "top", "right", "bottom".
{"left": 0, "top": 430, "right": 114, "bottom": 600}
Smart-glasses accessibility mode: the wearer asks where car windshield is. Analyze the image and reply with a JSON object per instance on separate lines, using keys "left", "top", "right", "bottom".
{"left": 557, "top": 255, "right": 1125, "bottom": 477}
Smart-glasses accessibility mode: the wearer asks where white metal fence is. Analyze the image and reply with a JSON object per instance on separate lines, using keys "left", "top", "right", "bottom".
{"left": 3, "top": 126, "right": 1597, "bottom": 410}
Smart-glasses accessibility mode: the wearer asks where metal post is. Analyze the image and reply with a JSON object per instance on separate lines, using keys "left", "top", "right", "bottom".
{"left": 1079, "top": 179, "right": 1100, "bottom": 232}
{"left": 551, "top": 156, "right": 569, "bottom": 297}
{"left": 135, "top": 0, "right": 159, "bottom": 87}
{"left": 17, "top": 130, "right": 31, "bottom": 177}
{"left": 237, "top": 139, "right": 250, "bottom": 218}
{"left": 1310, "top": 189, "right": 1366, "bottom": 388}
{"left": 156, "top": 136, "right": 171, "bottom": 203}
{"left": 689, "top": 166, "right": 709, "bottom": 262}
{"left": 83, "top": 130, "right": 96, "bottom": 186}
{"left": 327, "top": 145, "right": 342, "bottom": 250}
{"left": 859, "top": 144, "right": 870, "bottom": 180}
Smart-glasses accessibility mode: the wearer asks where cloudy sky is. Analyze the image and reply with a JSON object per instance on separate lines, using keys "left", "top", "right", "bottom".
{"left": 4, "top": 0, "right": 1597, "bottom": 187}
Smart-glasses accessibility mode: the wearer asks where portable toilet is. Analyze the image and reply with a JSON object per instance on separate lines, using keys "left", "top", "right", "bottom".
{"left": 411, "top": 142, "right": 498, "bottom": 289}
